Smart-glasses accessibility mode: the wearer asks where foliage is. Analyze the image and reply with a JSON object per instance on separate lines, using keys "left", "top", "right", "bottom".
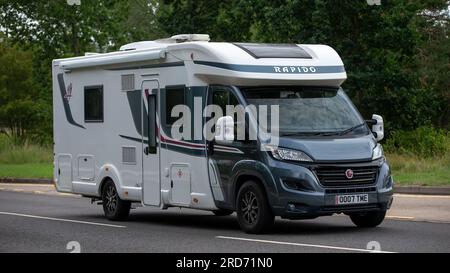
{"left": 0, "top": 40, "right": 46, "bottom": 144}
{"left": 157, "top": 0, "right": 449, "bottom": 132}
{"left": 0, "top": 0, "right": 448, "bottom": 145}
{"left": 0, "top": 134, "right": 52, "bottom": 164}
{"left": 386, "top": 152, "right": 450, "bottom": 186}
{"left": 384, "top": 126, "right": 450, "bottom": 157}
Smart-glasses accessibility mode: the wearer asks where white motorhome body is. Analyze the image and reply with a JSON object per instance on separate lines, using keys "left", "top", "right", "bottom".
{"left": 53, "top": 34, "right": 392, "bottom": 233}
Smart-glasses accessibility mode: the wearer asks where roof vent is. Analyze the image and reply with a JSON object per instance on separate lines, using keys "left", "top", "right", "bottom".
{"left": 170, "top": 34, "right": 210, "bottom": 43}
{"left": 119, "top": 34, "right": 210, "bottom": 51}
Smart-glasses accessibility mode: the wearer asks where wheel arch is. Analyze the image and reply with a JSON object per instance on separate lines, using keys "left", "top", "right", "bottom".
{"left": 231, "top": 160, "right": 279, "bottom": 209}
{"left": 97, "top": 164, "right": 123, "bottom": 197}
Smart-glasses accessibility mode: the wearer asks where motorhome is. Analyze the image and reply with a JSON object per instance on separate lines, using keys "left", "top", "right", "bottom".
{"left": 53, "top": 34, "right": 394, "bottom": 233}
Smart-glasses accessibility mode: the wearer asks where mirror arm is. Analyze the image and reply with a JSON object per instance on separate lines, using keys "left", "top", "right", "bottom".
{"left": 365, "top": 119, "right": 377, "bottom": 126}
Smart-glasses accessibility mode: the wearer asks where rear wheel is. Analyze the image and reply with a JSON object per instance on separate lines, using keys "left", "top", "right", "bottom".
{"left": 101, "top": 179, "right": 131, "bottom": 221}
{"left": 236, "top": 181, "right": 274, "bottom": 234}
{"left": 213, "top": 209, "right": 234, "bottom": 216}
{"left": 350, "top": 210, "right": 386, "bottom": 228}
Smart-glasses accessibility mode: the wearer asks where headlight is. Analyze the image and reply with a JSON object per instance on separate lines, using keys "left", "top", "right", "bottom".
{"left": 264, "top": 145, "right": 313, "bottom": 162}
{"left": 372, "top": 144, "right": 384, "bottom": 160}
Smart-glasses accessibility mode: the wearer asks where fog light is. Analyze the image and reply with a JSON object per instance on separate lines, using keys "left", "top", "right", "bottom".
{"left": 282, "top": 178, "right": 314, "bottom": 192}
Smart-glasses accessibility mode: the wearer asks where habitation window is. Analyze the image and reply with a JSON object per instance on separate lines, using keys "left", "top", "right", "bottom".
{"left": 84, "top": 86, "right": 104, "bottom": 122}
{"left": 165, "top": 86, "right": 185, "bottom": 126}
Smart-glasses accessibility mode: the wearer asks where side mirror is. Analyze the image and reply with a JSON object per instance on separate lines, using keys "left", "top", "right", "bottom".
{"left": 215, "top": 116, "right": 234, "bottom": 143}
{"left": 371, "top": 114, "right": 384, "bottom": 142}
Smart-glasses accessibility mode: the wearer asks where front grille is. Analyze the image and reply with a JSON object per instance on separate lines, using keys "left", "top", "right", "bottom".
{"left": 315, "top": 166, "right": 378, "bottom": 188}
{"left": 325, "top": 187, "right": 377, "bottom": 194}
{"left": 321, "top": 204, "right": 380, "bottom": 213}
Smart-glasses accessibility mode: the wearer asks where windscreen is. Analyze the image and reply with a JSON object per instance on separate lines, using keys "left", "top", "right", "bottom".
{"left": 241, "top": 86, "right": 367, "bottom": 135}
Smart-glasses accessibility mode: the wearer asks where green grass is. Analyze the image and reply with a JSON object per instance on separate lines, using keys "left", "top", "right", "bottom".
{"left": 0, "top": 135, "right": 449, "bottom": 185}
{"left": 0, "top": 135, "right": 53, "bottom": 179}
{"left": 0, "top": 141, "right": 52, "bottom": 165}
{"left": 0, "top": 163, "right": 52, "bottom": 179}
{"left": 386, "top": 153, "right": 450, "bottom": 186}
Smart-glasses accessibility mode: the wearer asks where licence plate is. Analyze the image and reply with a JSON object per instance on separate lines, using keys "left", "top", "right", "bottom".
{"left": 335, "top": 194, "right": 369, "bottom": 205}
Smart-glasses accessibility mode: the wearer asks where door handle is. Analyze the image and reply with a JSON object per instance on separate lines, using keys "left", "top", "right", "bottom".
{"left": 144, "top": 146, "right": 149, "bottom": 155}
{"left": 171, "top": 180, "right": 173, "bottom": 188}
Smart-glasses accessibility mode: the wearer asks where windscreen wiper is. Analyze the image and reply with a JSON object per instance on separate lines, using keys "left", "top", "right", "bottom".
{"left": 281, "top": 132, "right": 321, "bottom": 137}
{"left": 338, "top": 123, "right": 366, "bottom": 136}
{"left": 282, "top": 131, "right": 339, "bottom": 137}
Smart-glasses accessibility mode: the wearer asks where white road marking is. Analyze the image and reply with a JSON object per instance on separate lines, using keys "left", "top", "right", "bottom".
{"left": 216, "top": 236, "right": 395, "bottom": 253}
{"left": 0, "top": 211, "right": 126, "bottom": 228}
{"left": 386, "top": 215, "right": 415, "bottom": 220}
{"left": 394, "top": 194, "right": 450, "bottom": 199}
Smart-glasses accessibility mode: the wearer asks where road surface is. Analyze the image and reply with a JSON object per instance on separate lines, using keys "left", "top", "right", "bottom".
{"left": 0, "top": 187, "right": 449, "bottom": 253}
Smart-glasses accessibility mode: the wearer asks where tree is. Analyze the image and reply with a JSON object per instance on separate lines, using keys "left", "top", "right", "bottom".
{"left": 156, "top": 0, "right": 449, "bottom": 131}
{"left": 0, "top": 0, "right": 132, "bottom": 143}
{"left": 120, "top": 0, "right": 167, "bottom": 42}
{"left": 0, "top": 39, "right": 42, "bottom": 144}
{"left": 0, "top": 0, "right": 129, "bottom": 56}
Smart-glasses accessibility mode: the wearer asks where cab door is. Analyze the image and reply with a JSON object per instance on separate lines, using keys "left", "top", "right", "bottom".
{"left": 141, "top": 79, "right": 161, "bottom": 206}
{"left": 207, "top": 86, "right": 258, "bottom": 206}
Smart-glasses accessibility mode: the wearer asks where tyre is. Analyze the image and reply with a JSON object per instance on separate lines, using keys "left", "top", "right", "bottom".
{"left": 213, "top": 209, "right": 234, "bottom": 216}
{"left": 101, "top": 179, "right": 131, "bottom": 221}
{"left": 236, "top": 181, "right": 274, "bottom": 234}
{"left": 349, "top": 210, "right": 386, "bottom": 228}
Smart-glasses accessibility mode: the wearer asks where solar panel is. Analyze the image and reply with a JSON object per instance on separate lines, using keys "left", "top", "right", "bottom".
{"left": 234, "top": 43, "right": 312, "bottom": 59}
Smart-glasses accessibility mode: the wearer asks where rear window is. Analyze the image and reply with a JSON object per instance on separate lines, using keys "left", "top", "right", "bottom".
{"left": 234, "top": 43, "right": 312, "bottom": 59}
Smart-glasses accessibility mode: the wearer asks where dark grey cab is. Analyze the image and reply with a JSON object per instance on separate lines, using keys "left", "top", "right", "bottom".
{"left": 209, "top": 85, "right": 394, "bottom": 234}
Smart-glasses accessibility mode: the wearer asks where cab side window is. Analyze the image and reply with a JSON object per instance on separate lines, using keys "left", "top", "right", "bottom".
{"left": 211, "top": 86, "right": 240, "bottom": 122}
{"left": 165, "top": 86, "right": 185, "bottom": 126}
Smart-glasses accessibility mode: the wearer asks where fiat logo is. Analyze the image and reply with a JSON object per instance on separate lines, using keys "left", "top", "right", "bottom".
{"left": 345, "top": 169, "right": 354, "bottom": 179}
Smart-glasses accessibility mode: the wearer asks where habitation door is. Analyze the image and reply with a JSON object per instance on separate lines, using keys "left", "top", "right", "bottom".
{"left": 141, "top": 79, "right": 161, "bottom": 206}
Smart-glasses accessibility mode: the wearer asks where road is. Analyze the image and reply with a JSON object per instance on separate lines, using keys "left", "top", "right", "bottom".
{"left": 0, "top": 188, "right": 450, "bottom": 253}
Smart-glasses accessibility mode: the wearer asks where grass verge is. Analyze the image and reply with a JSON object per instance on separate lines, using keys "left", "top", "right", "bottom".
{"left": 0, "top": 163, "right": 53, "bottom": 179}
{"left": 386, "top": 153, "right": 450, "bottom": 187}
{"left": 0, "top": 135, "right": 449, "bottom": 186}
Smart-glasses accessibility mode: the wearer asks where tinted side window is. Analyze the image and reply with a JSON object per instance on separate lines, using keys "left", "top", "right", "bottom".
{"left": 84, "top": 86, "right": 103, "bottom": 122}
{"left": 213, "top": 90, "right": 228, "bottom": 114}
{"left": 165, "top": 86, "right": 185, "bottom": 126}
{"left": 212, "top": 86, "right": 241, "bottom": 124}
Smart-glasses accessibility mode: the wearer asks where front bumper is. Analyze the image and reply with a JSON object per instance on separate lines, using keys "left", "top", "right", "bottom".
{"left": 267, "top": 158, "right": 394, "bottom": 219}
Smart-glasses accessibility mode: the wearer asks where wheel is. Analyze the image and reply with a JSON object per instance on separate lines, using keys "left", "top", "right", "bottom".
{"left": 350, "top": 210, "right": 386, "bottom": 228}
{"left": 236, "top": 181, "right": 274, "bottom": 234}
{"left": 101, "top": 179, "right": 131, "bottom": 221}
{"left": 213, "top": 209, "right": 234, "bottom": 216}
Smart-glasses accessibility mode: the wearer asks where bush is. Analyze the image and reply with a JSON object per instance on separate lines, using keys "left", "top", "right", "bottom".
{"left": 384, "top": 127, "right": 449, "bottom": 157}
{"left": 0, "top": 134, "right": 52, "bottom": 164}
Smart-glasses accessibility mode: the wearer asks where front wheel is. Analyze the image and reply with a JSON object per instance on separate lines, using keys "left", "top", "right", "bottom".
{"left": 236, "top": 181, "right": 274, "bottom": 234}
{"left": 349, "top": 210, "right": 386, "bottom": 228}
{"left": 101, "top": 179, "right": 131, "bottom": 221}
